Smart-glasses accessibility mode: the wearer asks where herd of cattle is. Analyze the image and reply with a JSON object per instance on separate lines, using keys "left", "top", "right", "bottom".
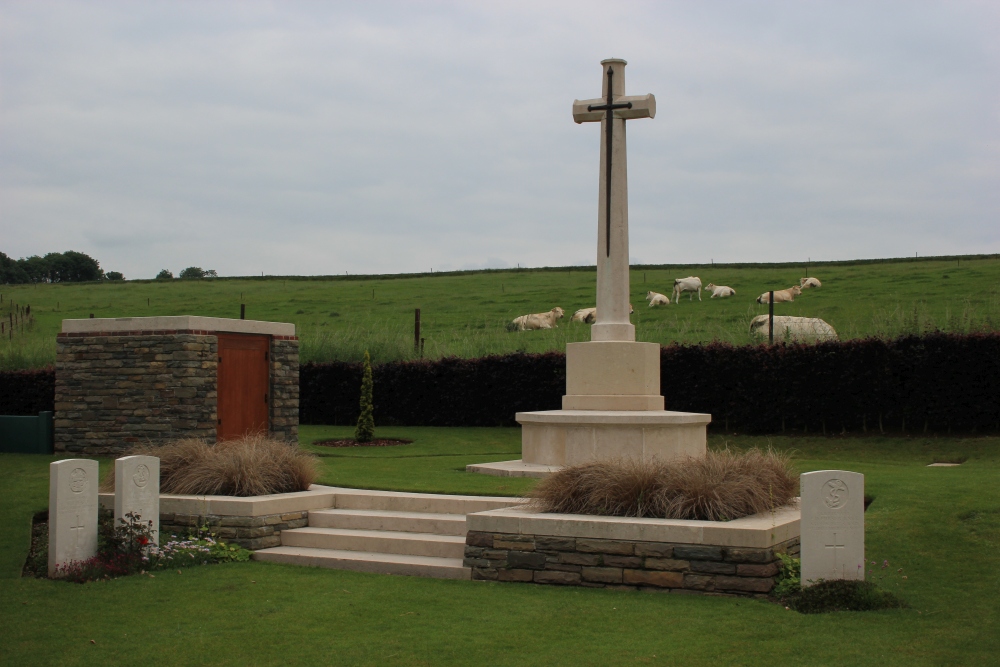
{"left": 506, "top": 275, "right": 837, "bottom": 341}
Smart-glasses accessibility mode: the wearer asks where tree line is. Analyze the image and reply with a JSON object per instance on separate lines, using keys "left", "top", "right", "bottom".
{"left": 0, "top": 251, "right": 116, "bottom": 284}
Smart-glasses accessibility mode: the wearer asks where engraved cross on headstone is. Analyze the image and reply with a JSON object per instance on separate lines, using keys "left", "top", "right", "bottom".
{"left": 825, "top": 532, "right": 846, "bottom": 571}
{"left": 70, "top": 514, "right": 85, "bottom": 549}
{"left": 573, "top": 59, "right": 655, "bottom": 342}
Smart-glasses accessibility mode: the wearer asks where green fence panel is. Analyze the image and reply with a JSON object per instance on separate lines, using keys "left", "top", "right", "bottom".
{"left": 0, "top": 411, "right": 54, "bottom": 454}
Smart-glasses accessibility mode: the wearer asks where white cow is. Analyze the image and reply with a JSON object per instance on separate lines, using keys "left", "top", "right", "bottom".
{"left": 705, "top": 283, "right": 736, "bottom": 299}
{"left": 756, "top": 286, "right": 802, "bottom": 304}
{"left": 507, "top": 307, "right": 564, "bottom": 331}
{"left": 749, "top": 315, "right": 838, "bottom": 342}
{"left": 571, "top": 304, "right": 634, "bottom": 324}
{"left": 645, "top": 291, "right": 671, "bottom": 307}
{"left": 672, "top": 276, "right": 702, "bottom": 303}
{"left": 800, "top": 277, "right": 822, "bottom": 289}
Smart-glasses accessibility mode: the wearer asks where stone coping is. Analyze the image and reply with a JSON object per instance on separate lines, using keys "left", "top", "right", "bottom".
{"left": 97, "top": 485, "right": 527, "bottom": 518}
{"left": 61, "top": 316, "right": 295, "bottom": 337}
{"left": 466, "top": 500, "right": 800, "bottom": 549}
{"left": 516, "top": 410, "right": 712, "bottom": 425}
{"left": 466, "top": 460, "right": 560, "bottom": 478}
{"left": 99, "top": 485, "right": 338, "bottom": 517}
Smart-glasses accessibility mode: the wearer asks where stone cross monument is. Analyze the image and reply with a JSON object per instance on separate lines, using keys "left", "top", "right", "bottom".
{"left": 572, "top": 58, "right": 655, "bottom": 343}
{"left": 468, "top": 59, "right": 711, "bottom": 478}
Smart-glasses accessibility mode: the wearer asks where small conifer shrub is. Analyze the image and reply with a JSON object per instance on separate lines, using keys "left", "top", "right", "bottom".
{"left": 355, "top": 350, "right": 375, "bottom": 443}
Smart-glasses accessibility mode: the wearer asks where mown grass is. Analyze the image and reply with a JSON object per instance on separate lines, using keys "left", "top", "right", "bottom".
{"left": 2, "top": 428, "right": 998, "bottom": 665}
{"left": 2, "top": 255, "right": 1000, "bottom": 368}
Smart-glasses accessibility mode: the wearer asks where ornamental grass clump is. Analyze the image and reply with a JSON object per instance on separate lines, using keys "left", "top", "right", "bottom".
{"left": 528, "top": 448, "right": 798, "bottom": 521}
{"left": 101, "top": 433, "right": 317, "bottom": 497}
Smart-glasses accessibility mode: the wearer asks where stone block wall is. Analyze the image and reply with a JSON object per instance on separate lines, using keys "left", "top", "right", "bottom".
{"left": 161, "top": 509, "right": 309, "bottom": 550}
{"left": 465, "top": 531, "right": 800, "bottom": 597}
{"left": 55, "top": 330, "right": 300, "bottom": 455}
{"left": 55, "top": 333, "right": 218, "bottom": 456}
{"left": 270, "top": 338, "right": 299, "bottom": 443}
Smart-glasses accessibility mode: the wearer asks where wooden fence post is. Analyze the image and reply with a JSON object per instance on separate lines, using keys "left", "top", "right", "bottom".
{"left": 414, "top": 308, "right": 421, "bottom": 353}
{"left": 768, "top": 291, "right": 774, "bottom": 345}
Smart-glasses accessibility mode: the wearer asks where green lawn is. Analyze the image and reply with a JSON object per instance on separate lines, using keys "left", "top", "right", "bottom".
{"left": 3, "top": 255, "right": 1000, "bottom": 368}
{"left": 2, "top": 428, "right": 998, "bottom": 666}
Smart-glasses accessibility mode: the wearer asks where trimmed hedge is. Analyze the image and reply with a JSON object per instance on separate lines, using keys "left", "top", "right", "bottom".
{"left": 660, "top": 334, "right": 1000, "bottom": 434}
{"left": 0, "top": 368, "right": 56, "bottom": 416}
{"left": 5, "top": 334, "right": 999, "bottom": 433}
{"left": 302, "top": 334, "right": 1000, "bottom": 434}
{"left": 300, "top": 352, "right": 566, "bottom": 427}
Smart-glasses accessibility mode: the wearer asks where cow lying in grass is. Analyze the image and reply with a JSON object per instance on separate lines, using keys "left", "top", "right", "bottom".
{"left": 508, "top": 307, "right": 565, "bottom": 331}
{"left": 705, "top": 283, "right": 736, "bottom": 298}
{"left": 800, "top": 277, "right": 822, "bottom": 288}
{"left": 749, "top": 315, "right": 838, "bottom": 341}
{"left": 756, "top": 286, "right": 802, "bottom": 304}
{"left": 571, "top": 304, "right": 634, "bottom": 324}
{"left": 672, "top": 276, "right": 702, "bottom": 302}
{"left": 645, "top": 291, "right": 671, "bottom": 306}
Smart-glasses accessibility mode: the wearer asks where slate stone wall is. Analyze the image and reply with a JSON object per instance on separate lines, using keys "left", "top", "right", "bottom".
{"left": 55, "top": 333, "right": 218, "bottom": 456}
{"left": 465, "top": 532, "right": 800, "bottom": 597}
{"left": 270, "top": 338, "right": 299, "bottom": 443}
{"left": 161, "top": 509, "right": 309, "bottom": 550}
{"left": 55, "top": 330, "right": 300, "bottom": 455}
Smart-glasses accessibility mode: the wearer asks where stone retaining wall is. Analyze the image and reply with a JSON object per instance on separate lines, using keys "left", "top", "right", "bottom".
{"left": 465, "top": 531, "right": 800, "bottom": 597}
{"left": 161, "top": 509, "right": 309, "bottom": 550}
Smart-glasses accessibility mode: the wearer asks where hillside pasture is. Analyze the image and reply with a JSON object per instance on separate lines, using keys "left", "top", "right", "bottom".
{"left": 1, "top": 256, "right": 999, "bottom": 369}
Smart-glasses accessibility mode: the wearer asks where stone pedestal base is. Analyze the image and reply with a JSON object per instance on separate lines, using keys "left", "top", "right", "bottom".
{"left": 468, "top": 410, "right": 711, "bottom": 477}
{"left": 563, "top": 341, "right": 662, "bottom": 411}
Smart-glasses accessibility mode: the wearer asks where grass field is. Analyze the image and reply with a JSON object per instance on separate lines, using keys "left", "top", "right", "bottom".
{"left": 2, "top": 255, "right": 1000, "bottom": 369}
{"left": 2, "top": 428, "right": 998, "bottom": 666}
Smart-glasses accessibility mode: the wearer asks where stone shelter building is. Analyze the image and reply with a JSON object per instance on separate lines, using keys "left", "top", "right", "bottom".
{"left": 54, "top": 316, "right": 298, "bottom": 456}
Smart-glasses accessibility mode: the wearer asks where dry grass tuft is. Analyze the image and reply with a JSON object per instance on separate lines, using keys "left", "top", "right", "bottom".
{"left": 528, "top": 449, "right": 798, "bottom": 521}
{"left": 101, "top": 433, "right": 318, "bottom": 497}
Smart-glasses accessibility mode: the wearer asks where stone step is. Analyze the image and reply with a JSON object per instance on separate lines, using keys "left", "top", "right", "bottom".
{"left": 331, "top": 488, "right": 524, "bottom": 515}
{"left": 309, "top": 509, "right": 467, "bottom": 536}
{"left": 253, "top": 546, "right": 470, "bottom": 580}
{"left": 281, "top": 526, "right": 466, "bottom": 558}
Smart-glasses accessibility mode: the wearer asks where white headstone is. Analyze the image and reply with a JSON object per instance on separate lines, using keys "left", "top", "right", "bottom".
{"left": 114, "top": 455, "right": 159, "bottom": 543}
{"left": 48, "top": 459, "right": 99, "bottom": 577}
{"left": 800, "top": 470, "right": 865, "bottom": 587}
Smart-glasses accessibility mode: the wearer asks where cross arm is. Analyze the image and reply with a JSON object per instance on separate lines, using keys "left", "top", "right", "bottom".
{"left": 572, "top": 94, "right": 656, "bottom": 123}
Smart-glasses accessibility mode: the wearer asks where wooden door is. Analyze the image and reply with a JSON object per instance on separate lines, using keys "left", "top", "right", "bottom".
{"left": 216, "top": 334, "right": 270, "bottom": 441}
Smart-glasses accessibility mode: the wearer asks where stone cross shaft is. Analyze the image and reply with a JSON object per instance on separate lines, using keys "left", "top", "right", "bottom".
{"left": 573, "top": 59, "right": 655, "bottom": 342}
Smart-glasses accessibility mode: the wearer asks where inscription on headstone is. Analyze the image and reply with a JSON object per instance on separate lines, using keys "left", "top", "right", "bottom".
{"left": 114, "top": 455, "right": 159, "bottom": 543}
{"left": 48, "top": 459, "right": 99, "bottom": 577}
{"left": 800, "top": 470, "right": 865, "bottom": 587}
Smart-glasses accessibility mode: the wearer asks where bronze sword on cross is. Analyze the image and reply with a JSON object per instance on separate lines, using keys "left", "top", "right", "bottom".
{"left": 590, "top": 68, "right": 633, "bottom": 257}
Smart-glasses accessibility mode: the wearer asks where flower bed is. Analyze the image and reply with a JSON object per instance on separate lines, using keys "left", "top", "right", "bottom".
{"left": 23, "top": 509, "right": 252, "bottom": 582}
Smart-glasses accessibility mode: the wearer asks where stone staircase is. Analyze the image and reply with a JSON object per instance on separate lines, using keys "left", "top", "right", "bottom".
{"left": 253, "top": 488, "right": 523, "bottom": 579}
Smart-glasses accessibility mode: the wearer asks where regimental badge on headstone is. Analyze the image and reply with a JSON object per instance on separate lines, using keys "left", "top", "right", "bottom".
{"left": 114, "top": 455, "right": 160, "bottom": 544}
{"left": 48, "top": 459, "right": 99, "bottom": 577}
{"left": 800, "top": 470, "right": 865, "bottom": 587}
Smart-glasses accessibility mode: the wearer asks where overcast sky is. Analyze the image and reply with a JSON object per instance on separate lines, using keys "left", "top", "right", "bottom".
{"left": 1, "top": 1, "right": 997, "bottom": 279}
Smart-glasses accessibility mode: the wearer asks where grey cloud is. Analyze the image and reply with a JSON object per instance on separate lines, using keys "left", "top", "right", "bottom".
{"left": 1, "top": 1, "right": 996, "bottom": 278}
